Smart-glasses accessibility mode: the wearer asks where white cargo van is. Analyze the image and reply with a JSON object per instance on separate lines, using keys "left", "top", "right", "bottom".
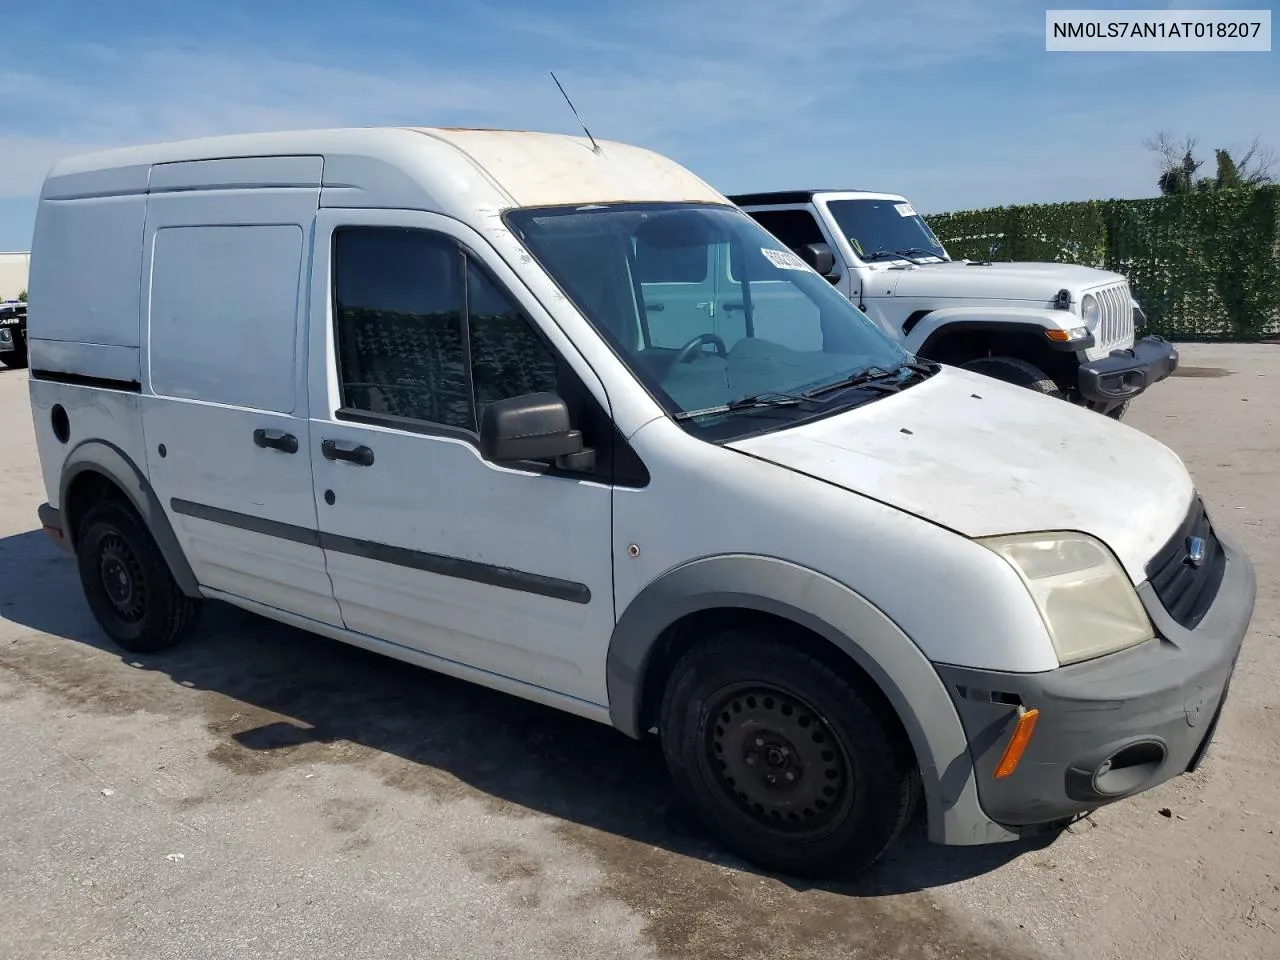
{"left": 26, "top": 128, "right": 1255, "bottom": 878}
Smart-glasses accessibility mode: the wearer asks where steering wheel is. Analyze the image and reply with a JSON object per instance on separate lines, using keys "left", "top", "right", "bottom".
{"left": 674, "top": 332, "right": 728, "bottom": 364}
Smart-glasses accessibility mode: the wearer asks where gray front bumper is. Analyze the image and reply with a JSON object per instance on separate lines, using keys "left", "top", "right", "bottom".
{"left": 1077, "top": 335, "right": 1179, "bottom": 410}
{"left": 934, "top": 528, "right": 1255, "bottom": 830}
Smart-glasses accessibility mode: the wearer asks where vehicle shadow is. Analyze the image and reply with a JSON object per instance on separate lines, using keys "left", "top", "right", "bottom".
{"left": 0, "top": 526, "right": 1056, "bottom": 896}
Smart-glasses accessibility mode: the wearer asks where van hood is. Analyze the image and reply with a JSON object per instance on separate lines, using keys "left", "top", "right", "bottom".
{"left": 727, "top": 366, "right": 1192, "bottom": 583}
{"left": 877, "top": 260, "right": 1124, "bottom": 303}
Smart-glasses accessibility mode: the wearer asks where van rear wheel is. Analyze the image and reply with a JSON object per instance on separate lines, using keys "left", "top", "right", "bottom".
{"left": 659, "top": 632, "right": 915, "bottom": 878}
{"left": 74, "top": 500, "right": 202, "bottom": 654}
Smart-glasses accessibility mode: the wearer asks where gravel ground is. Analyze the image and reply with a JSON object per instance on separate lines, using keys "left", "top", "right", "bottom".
{"left": 1, "top": 342, "right": 1276, "bottom": 960}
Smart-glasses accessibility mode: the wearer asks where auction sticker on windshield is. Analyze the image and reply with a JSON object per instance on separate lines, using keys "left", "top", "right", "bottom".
{"left": 894, "top": 202, "right": 917, "bottom": 217}
{"left": 761, "top": 248, "right": 810, "bottom": 270}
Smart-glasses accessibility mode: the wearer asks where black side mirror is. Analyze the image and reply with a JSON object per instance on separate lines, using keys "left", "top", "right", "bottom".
{"left": 479, "top": 392, "right": 595, "bottom": 470}
{"left": 793, "top": 242, "right": 838, "bottom": 279}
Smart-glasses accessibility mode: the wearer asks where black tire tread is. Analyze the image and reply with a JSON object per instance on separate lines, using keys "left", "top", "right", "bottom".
{"left": 659, "top": 630, "right": 916, "bottom": 878}
{"left": 962, "top": 355, "right": 1063, "bottom": 397}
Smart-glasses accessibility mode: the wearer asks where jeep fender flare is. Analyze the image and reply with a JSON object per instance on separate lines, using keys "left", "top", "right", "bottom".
{"left": 905, "top": 306, "right": 1091, "bottom": 357}
{"left": 605, "top": 554, "right": 1015, "bottom": 845}
{"left": 58, "top": 439, "right": 201, "bottom": 597}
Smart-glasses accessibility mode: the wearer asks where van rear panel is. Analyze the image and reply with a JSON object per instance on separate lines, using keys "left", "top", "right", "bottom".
{"left": 28, "top": 380, "right": 148, "bottom": 511}
{"left": 27, "top": 190, "right": 147, "bottom": 382}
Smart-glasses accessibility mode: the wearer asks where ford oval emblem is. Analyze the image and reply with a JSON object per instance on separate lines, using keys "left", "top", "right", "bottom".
{"left": 1185, "top": 536, "right": 1206, "bottom": 568}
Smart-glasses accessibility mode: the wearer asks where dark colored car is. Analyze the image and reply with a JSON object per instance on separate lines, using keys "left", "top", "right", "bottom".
{"left": 0, "top": 300, "right": 27, "bottom": 368}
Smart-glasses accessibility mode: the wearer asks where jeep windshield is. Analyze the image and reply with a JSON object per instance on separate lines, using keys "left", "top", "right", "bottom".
{"left": 504, "top": 202, "right": 922, "bottom": 441}
{"left": 826, "top": 198, "right": 948, "bottom": 264}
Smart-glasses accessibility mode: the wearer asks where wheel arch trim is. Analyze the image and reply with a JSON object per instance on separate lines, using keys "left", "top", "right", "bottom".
{"left": 58, "top": 439, "right": 201, "bottom": 597}
{"left": 605, "top": 554, "right": 1016, "bottom": 844}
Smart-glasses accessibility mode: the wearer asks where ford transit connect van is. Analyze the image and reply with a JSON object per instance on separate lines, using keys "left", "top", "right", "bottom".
{"left": 26, "top": 128, "right": 1255, "bottom": 878}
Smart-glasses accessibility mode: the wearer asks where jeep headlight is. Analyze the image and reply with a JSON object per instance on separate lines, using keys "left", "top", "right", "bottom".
{"left": 981, "top": 532, "right": 1154, "bottom": 666}
{"left": 1080, "top": 293, "right": 1101, "bottom": 331}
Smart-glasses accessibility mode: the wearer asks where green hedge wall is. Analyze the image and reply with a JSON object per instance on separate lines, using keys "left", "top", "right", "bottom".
{"left": 926, "top": 186, "right": 1280, "bottom": 340}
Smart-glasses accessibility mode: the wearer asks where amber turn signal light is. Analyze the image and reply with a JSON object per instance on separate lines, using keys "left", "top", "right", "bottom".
{"left": 994, "top": 706, "right": 1040, "bottom": 779}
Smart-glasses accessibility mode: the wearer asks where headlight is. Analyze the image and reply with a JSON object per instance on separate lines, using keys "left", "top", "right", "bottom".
{"left": 981, "top": 532, "right": 1154, "bottom": 666}
{"left": 1080, "top": 293, "right": 1101, "bottom": 330}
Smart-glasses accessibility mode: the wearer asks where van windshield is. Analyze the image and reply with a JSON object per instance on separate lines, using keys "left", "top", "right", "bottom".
{"left": 504, "top": 203, "right": 918, "bottom": 439}
{"left": 826, "top": 198, "right": 948, "bottom": 263}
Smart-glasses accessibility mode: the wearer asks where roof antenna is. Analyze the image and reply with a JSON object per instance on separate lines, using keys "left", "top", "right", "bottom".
{"left": 550, "top": 71, "right": 600, "bottom": 154}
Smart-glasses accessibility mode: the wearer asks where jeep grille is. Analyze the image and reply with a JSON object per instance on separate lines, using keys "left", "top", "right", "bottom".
{"left": 1094, "top": 281, "right": 1133, "bottom": 349}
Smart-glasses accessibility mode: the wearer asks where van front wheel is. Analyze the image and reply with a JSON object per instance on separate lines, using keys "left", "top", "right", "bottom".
{"left": 74, "top": 500, "right": 202, "bottom": 654}
{"left": 659, "top": 633, "right": 916, "bottom": 878}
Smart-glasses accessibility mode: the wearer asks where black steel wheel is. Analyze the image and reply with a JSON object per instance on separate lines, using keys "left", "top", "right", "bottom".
{"left": 96, "top": 532, "right": 148, "bottom": 625}
{"left": 660, "top": 630, "right": 916, "bottom": 878}
{"left": 74, "top": 499, "right": 202, "bottom": 654}
{"left": 706, "top": 684, "right": 853, "bottom": 838}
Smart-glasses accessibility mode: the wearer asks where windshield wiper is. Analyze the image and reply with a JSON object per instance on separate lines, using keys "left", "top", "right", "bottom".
{"left": 726, "top": 389, "right": 815, "bottom": 410}
{"left": 804, "top": 365, "right": 906, "bottom": 398}
{"left": 673, "top": 391, "right": 816, "bottom": 422}
{"left": 863, "top": 248, "right": 942, "bottom": 264}
{"left": 904, "top": 359, "right": 941, "bottom": 377}
{"left": 673, "top": 364, "right": 941, "bottom": 422}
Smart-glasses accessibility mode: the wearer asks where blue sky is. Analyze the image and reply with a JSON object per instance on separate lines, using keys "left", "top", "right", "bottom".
{"left": 1, "top": 0, "right": 1276, "bottom": 250}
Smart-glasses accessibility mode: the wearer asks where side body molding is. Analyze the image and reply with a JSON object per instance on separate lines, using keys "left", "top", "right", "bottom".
{"left": 605, "top": 554, "right": 1018, "bottom": 845}
{"left": 58, "top": 439, "right": 202, "bottom": 598}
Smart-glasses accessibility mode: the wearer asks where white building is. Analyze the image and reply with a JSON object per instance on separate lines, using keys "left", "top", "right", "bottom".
{"left": 0, "top": 251, "right": 30, "bottom": 300}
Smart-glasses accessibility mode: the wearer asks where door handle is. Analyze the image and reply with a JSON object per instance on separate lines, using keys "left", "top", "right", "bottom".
{"left": 253, "top": 429, "right": 299, "bottom": 454}
{"left": 322, "top": 439, "right": 375, "bottom": 466}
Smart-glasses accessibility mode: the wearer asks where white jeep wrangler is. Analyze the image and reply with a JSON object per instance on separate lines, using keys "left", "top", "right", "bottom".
{"left": 731, "top": 190, "right": 1179, "bottom": 418}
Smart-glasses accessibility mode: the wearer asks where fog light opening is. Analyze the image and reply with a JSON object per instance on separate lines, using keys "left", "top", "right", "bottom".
{"left": 1094, "top": 740, "right": 1166, "bottom": 796}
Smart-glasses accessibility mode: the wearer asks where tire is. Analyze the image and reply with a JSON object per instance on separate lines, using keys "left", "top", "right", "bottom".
{"left": 659, "top": 631, "right": 916, "bottom": 879}
{"left": 0, "top": 344, "right": 25, "bottom": 369}
{"left": 74, "top": 499, "right": 202, "bottom": 654}
{"left": 961, "top": 355, "right": 1063, "bottom": 399}
{"left": 1105, "top": 401, "right": 1129, "bottom": 421}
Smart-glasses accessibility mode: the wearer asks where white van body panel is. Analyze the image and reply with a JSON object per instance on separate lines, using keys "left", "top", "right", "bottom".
{"left": 26, "top": 193, "right": 148, "bottom": 358}
{"left": 29, "top": 385, "right": 148, "bottom": 512}
{"left": 731, "top": 366, "right": 1192, "bottom": 583}
{"left": 613, "top": 416, "right": 1061, "bottom": 674}
{"left": 136, "top": 169, "right": 342, "bottom": 626}
{"left": 304, "top": 206, "right": 617, "bottom": 706}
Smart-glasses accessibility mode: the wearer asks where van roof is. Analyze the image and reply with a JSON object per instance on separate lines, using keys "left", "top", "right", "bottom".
{"left": 40, "top": 126, "right": 730, "bottom": 213}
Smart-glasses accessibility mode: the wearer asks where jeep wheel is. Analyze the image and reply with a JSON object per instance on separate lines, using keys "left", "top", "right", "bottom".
{"left": 962, "top": 355, "right": 1063, "bottom": 399}
{"left": 1105, "top": 401, "right": 1129, "bottom": 420}
{"left": 659, "top": 631, "right": 916, "bottom": 878}
{"left": 0, "top": 344, "right": 26, "bottom": 368}
{"left": 74, "top": 500, "right": 202, "bottom": 654}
